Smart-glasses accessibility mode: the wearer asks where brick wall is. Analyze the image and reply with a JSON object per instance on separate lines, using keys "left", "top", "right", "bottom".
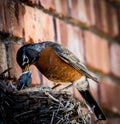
{"left": 0, "top": 0, "right": 120, "bottom": 123}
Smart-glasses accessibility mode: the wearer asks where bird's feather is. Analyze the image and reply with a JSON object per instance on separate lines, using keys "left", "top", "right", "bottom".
{"left": 47, "top": 42, "right": 99, "bottom": 83}
{"left": 79, "top": 89, "right": 106, "bottom": 121}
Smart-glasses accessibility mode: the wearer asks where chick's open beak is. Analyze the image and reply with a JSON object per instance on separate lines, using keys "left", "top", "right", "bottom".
{"left": 22, "top": 64, "right": 30, "bottom": 72}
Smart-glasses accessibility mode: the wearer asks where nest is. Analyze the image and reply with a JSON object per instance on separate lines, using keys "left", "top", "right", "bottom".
{"left": 0, "top": 69, "right": 91, "bottom": 124}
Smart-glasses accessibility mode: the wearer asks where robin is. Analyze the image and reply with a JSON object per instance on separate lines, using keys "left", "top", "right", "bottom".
{"left": 16, "top": 41, "right": 106, "bottom": 121}
{"left": 17, "top": 70, "right": 32, "bottom": 90}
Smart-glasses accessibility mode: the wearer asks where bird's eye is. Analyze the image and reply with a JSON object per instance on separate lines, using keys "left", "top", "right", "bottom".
{"left": 22, "top": 55, "right": 29, "bottom": 66}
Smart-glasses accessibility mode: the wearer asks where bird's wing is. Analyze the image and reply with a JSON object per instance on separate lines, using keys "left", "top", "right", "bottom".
{"left": 50, "top": 43, "right": 99, "bottom": 83}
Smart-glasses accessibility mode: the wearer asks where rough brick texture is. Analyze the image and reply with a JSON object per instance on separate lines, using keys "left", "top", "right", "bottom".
{"left": 40, "top": 0, "right": 55, "bottom": 10}
{"left": 110, "top": 43, "right": 120, "bottom": 78}
{"left": 97, "top": 119, "right": 120, "bottom": 124}
{"left": 100, "top": 78, "right": 120, "bottom": 115}
{"left": 70, "top": 0, "right": 91, "bottom": 26}
{"left": 24, "top": 5, "right": 54, "bottom": 43}
{"left": 0, "top": 0, "right": 24, "bottom": 37}
{"left": 0, "top": 41, "right": 7, "bottom": 73}
{"left": 55, "top": 0, "right": 68, "bottom": 16}
{"left": 8, "top": 43, "right": 22, "bottom": 78}
{"left": 0, "top": 0, "right": 120, "bottom": 123}
{"left": 84, "top": 31, "right": 110, "bottom": 74}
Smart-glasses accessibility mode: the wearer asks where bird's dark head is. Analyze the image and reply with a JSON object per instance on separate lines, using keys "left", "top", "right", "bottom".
{"left": 16, "top": 44, "right": 40, "bottom": 72}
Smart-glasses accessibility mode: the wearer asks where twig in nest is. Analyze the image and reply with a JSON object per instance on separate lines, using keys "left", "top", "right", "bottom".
{"left": 50, "top": 111, "right": 55, "bottom": 124}
{"left": 0, "top": 68, "right": 11, "bottom": 77}
{"left": 44, "top": 91, "right": 60, "bottom": 104}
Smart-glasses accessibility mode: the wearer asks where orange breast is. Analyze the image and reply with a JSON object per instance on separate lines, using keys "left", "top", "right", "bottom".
{"left": 35, "top": 46, "right": 83, "bottom": 83}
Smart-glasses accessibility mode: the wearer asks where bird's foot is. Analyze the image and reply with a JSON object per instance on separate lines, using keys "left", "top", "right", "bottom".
{"left": 52, "top": 84, "right": 61, "bottom": 90}
{"left": 61, "top": 83, "right": 74, "bottom": 90}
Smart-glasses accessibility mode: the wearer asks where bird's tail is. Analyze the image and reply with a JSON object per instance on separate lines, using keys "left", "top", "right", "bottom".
{"left": 79, "top": 90, "right": 106, "bottom": 121}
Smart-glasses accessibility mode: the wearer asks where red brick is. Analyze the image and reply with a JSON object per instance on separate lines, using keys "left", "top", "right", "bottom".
{"left": 112, "top": 8, "right": 119, "bottom": 37}
{"left": 93, "top": 0, "right": 102, "bottom": 30}
{"left": 8, "top": 44, "right": 22, "bottom": 79}
{"left": 94, "top": 0, "right": 109, "bottom": 34}
{"left": 100, "top": 1, "right": 109, "bottom": 34}
{"left": 67, "top": 25, "right": 84, "bottom": 63}
{"left": 25, "top": 0, "right": 39, "bottom": 5}
{"left": 93, "top": 1, "right": 120, "bottom": 38}
{"left": 24, "top": 5, "right": 54, "bottom": 43}
{"left": 57, "top": 20, "right": 68, "bottom": 46}
{"left": 12, "top": 1, "right": 25, "bottom": 37}
{"left": 100, "top": 78, "right": 120, "bottom": 115}
{"left": 117, "top": 9, "right": 120, "bottom": 39}
{"left": 42, "top": 75, "right": 54, "bottom": 87}
{"left": 72, "top": 87, "right": 83, "bottom": 102}
{"left": 0, "top": 0, "right": 5, "bottom": 32}
{"left": 29, "top": 65, "right": 41, "bottom": 86}
{"left": 40, "top": 0, "right": 55, "bottom": 10}
{"left": 70, "top": 0, "right": 91, "bottom": 26}
{"left": 110, "top": 43, "right": 120, "bottom": 78}
{"left": 0, "top": 42, "right": 7, "bottom": 73}
{"left": 55, "top": 0, "right": 68, "bottom": 16}
{"left": 57, "top": 19, "right": 85, "bottom": 63}
{"left": 84, "top": 31, "right": 110, "bottom": 74}
{"left": 85, "top": 0, "right": 95, "bottom": 26}
{"left": 106, "top": 4, "right": 119, "bottom": 38}
{"left": 0, "top": 0, "right": 24, "bottom": 37}
{"left": 97, "top": 119, "right": 120, "bottom": 124}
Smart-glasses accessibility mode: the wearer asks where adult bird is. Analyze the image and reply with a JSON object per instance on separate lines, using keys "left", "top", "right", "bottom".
{"left": 16, "top": 41, "right": 106, "bottom": 121}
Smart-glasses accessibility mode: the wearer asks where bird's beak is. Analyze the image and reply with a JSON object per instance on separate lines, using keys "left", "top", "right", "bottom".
{"left": 22, "top": 64, "right": 30, "bottom": 72}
